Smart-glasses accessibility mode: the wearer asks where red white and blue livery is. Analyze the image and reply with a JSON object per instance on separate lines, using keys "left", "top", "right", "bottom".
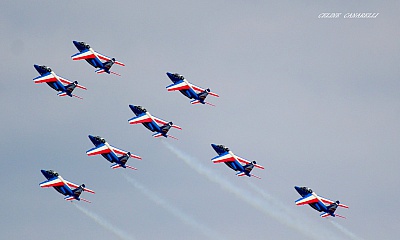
{"left": 211, "top": 144, "right": 264, "bottom": 179}
{"left": 71, "top": 41, "right": 125, "bottom": 76}
{"left": 166, "top": 72, "right": 219, "bottom": 106}
{"left": 39, "top": 170, "right": 95, "bottom": 203}
{"left": 128, "top": 105, "right": 181, "bottom": 139}
{"left": 33, "top": 65, "right": 86, "bottom": 99}
{"left": 294, "top": 186, "right": 349, "bottom": 218}
{"left": 86, "top": 135, "right": 141, "bottom": 170}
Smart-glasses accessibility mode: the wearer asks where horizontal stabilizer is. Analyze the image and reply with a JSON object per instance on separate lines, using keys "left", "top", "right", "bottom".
{"left": 64, "top": 196, "right": 75, "bottom": 201}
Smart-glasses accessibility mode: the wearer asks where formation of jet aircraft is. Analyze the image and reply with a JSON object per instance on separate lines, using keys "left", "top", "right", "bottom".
{"left": 211, "top": 144, "right": 264, "bottom": 179}
{"left": 294, "top": 186, "right": 348, "bottom": 218}
{"left": 39, "top": 170, "right": 95, "bottom": 203}
{"left": 33, "top": 65, "right": 86, "bottom": 99}
{"left": 71, "top": 41, "right": 125, "bottom": 76}
{"left": 86, "top": 135, "right": 141, "bottom": 170}
{"left": 35, "top": 40, "right": 348, "bottom": 222}
{"left": 128, "top": 105, "right": 181, "bottom": 139}
{"left": 166, "top": 72, "right": 219, "bottom": 106}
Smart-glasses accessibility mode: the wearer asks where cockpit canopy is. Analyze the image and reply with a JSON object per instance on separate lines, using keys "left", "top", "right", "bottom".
{"left": 173, "top": 73, "right": 184, "bottom": 80}
{"left": 137, "top": 106, "right": 147, "bottom": 112}
{"left": 217, "top": 145, "right": 229, "bottom": 152}
{"left": 48, "top": 170, "right": 59, "bottom": 176}
{"left": 80, "top": 42, "right": 90, "bottom": 49}
{"left": 40, "top": 65, "right": 52, "bottom": 72}
{"left": 304, "top": 187, "right": 313, "bottom": 193}
{"left": 94, "top": 136, "right": 106, "bottom": 143}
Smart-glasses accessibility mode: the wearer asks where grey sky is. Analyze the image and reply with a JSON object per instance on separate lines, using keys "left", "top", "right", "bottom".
{"left": 1, "top": 1, "right": 399, "bottom": 239}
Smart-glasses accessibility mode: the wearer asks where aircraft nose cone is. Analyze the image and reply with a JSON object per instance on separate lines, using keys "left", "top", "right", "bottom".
{"left": 40, "top": 169, "right": 47, "bottom": 175}
{"left": 34, "top": 64, "right": 41, "bottom": 71}
{"left": 73, "top": 41, "right": 82, "bottom": 48}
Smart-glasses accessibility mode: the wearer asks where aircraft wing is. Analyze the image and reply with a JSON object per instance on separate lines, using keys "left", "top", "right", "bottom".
{"left": 211, "top": 152, "right": 236, "bottom": 163}
{"left": 319, "top": 195, "right": 349, "bottom": 208}
{"left": 191, "top": 83, "right": 219, "bottom": 97}
{"left": 236, "top": 155, "right": 264, "bottom": 169}
{"left": 71, "top": 49, "right": 96, "bottom": 61}
{"left": 33, "top": 72, "right": 57, "bottom": 84}
{"left": 86, "top": 143, "right": 111, "bottom": 156}
{"left": 128, "top": 113, "right": 153, "bottom": 124}
{"left": 39, "top": 177, "right": 64, "bottom": 188}
{"left": 295, "top": 193, "right": 319, "bottom": 206}
{"left": 110, "top": 145, "right": 142, "bottom": 160}
{"left": 58, "top": 76, "right": 87, "bottom": 90}
{"left": 152, "top": 116, "right": 182, "bottom": 130}
{"left": 166, "top": 80, "right": 190, "bottom": 91}
{"left": 95, "top": 51, "right": 125, "bottom": 66}
{"left": 64, "top": 180, "right": 95, "bottom": 194}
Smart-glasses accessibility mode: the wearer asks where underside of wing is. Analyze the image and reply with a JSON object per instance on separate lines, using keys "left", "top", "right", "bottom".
{"left": 110, "top": 145, "right": 142, "bottom": 160}
{"left": 65, "top": 180, "right": 95, "bottom": 194}
{"left": 86, "top": 144, "right": 110, "bottom": 156}
{"left": 39, "top": 177, "right": 64, "bottom": 188}
{"left": 71, "top": 49, "right": 96, "bottom": 60}
{"left": 96, "top": 51, "right": 125, "bottom": 66}
{"left": 212, "top": 152, "right": 236, "bottom": 163}
{"left": 319, "top": 196, "right": 349, "bottom": 208}
{"left": 166, "top": 80, "right": 190, "bottom": 91}
{"left": 58, "top": 76, "right": 87, "bottom": 90}
{"left": 191, "top": 84, "right": 219, "bottom": 97}
{"left": 236, "top": 156, "right": 264, "bottom": 169}
{"left": 33, "top": 72, "right": 57, "bottom": 84}
{"left": 153, "top": 116, "right": 182, "bottom": 130}
{"left": 295, "top": 193, "right": 319, "bottom": 206}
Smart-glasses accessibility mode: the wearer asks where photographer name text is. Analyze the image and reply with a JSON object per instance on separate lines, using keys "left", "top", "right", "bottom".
{"left": 318, "top": 12, "right": 379, "bottom": 19}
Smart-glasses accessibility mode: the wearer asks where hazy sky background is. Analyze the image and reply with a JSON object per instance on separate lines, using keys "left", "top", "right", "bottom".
{"left": 1, "top": 1, "right": 399, "bottom": 239}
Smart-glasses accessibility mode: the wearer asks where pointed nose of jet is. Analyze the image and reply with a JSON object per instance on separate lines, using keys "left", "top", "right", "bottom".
{"left": 73, "top": 40, "right": 81, "bottom": 48}
{"left": 88, "top": 135, "right": 96, "bottom": 142}
{"left": 166, "top": 72, "right": 174, "bottom": 79}
{"left": 211, "top": 144, "right": 219, "bottom": 151}
{"left": 40, "top": 169, "right": 47, "bottom": 175}
{"left": 34, "top": 64, "right": 41, "bottom": 72}
{"left": 294, "top": 186, "right": 302, "bottom": 193}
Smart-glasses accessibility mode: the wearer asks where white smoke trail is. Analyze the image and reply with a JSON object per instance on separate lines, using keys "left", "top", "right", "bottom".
{"left": 123, "top": 174, "right": 226, "bottom": 240}
{"left": 329, "top": 220, "right": 364, "bottom": 240}
{"left": 162, "top": 141, "right": 342, "bottom": 240}
{"left": 73, "top": 203, "right": 135, "bottom": 240}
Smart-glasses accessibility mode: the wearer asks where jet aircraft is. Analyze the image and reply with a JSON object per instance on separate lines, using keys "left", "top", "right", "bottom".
{"left": 128, "top": 105, "right": 181, "bottom": 139}
{"left": 86, "top": 135, "right": 141, "bottom": 170}
{"left": 71, "top": 41, "right": 125, "bottom": 76}
{"left": 166, "top": 72, "right": 219, "bottom": 105}
{"left": 33, "top": 65, "right": 86, "bottom": 99}
{"left": 211, "top": 144, "right": 264, "bottom": 178}
{"left": 294, "top": 186, "right": 349, "bottom": 218}
{"left": 39, "top": 170, "right": 95, "bottom": 203}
